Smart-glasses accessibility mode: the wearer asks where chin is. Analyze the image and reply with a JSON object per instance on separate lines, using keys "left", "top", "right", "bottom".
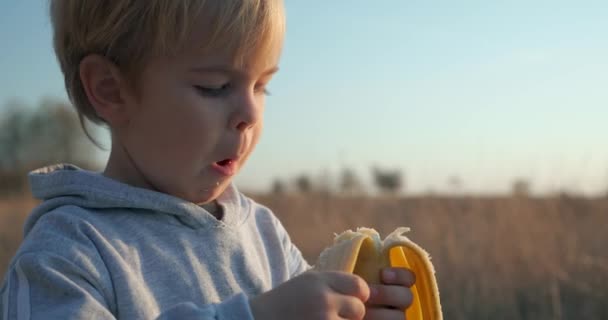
{"left": 189, "top": 185, "right": 227, "bottom": 205}
{"left": 189, "top": 192, "right": 215, "bottom": 205}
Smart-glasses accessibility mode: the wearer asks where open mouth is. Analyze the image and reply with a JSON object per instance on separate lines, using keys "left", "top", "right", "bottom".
{"left": 212, "top": 158, "right": 238, "bottom": 176}
{"left": 216, "top": 159, "right": 233, "bottom": 167}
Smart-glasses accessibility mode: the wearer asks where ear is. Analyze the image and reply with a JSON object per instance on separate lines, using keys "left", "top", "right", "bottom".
{"left": 79, "top": 54, "right": 131, "bottom": 127}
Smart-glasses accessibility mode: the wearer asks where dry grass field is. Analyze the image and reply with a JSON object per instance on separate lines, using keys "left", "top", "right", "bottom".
{"left": 2, "top": 193, "right": 607, "bottom": 319}
{"left": 257, "top": 193, "right": 608, "bottom": 320}
{"left": 0, "top": 196, "right": 37, "bottom": 277}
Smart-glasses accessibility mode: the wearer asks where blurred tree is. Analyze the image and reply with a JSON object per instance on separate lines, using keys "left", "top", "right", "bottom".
{"left": 371, "top": 166, "right": 403, "bottom": 194}
{"left": 315, "top": 168, "right": 332, "bottom": 195}
{"left": 295, "top": 174, "right": 312, "bottom": 194}
{"left": 271, "top": 179, "right": 286, "bottom": 194}
{"left": 0, "top": 101, "right": 30, "bottom": 172}
{"left": 447, "top": 175, "right": 463, "bottom": 194}
{"left": 0, "top": 99, "right": 97, "bottom": 194}
{"left": 340, "top": 168, "right": 363, "bottom": 195}
{"left": 512, "top": 178, "right": 531, "bottom": 197}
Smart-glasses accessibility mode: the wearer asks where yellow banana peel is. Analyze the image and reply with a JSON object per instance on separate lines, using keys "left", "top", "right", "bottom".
{"left": 315, "top": 227, "right": 442, "bottom": 320}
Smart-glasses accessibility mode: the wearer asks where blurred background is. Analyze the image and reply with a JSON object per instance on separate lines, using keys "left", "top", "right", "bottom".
{"left": 1, "top": 1, "right": 607, "bottom": 319}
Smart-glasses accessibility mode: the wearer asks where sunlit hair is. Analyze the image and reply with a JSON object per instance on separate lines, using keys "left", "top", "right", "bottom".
{"left": 50, "top": 0, "right": 285, "bottom": 145}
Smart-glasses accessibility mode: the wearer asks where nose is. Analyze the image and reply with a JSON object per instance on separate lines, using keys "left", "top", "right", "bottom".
{"left": 230, "top": 91, "right": 262, "bottom": 132}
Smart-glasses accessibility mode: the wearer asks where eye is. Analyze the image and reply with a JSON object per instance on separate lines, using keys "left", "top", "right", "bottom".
{"left": 195, "top": 83, "right": 231, "bottom": 97}
{"left": 254, "top": 84, "right": 271, "bottom": 96}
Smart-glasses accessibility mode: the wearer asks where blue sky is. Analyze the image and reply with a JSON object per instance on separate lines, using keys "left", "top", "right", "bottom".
{"left": 1, "top": 1, "right": 607, "bottom": 195}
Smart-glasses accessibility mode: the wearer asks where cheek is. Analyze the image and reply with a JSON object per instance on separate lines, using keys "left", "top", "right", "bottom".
{"left": 243, "top": 124, "right": 263, "bottom": 161}
{"left": 250, "top": 111, "right": 264, "bottom": 145}
{"left": 253, "top": 122, "right": 263, "bottom": 144}
{"left": 132, "top": 90, "right": 218, "bottom": 156}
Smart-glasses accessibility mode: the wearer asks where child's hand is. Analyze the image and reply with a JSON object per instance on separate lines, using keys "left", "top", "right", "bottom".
{"left": 364, "top": 267, "right": 416, "bottom": 319}
{"left": 249, "top": 270, "right": 370, "bottom": 320}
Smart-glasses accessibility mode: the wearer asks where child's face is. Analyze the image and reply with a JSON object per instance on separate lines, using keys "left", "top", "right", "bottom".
{"left": 114, "top": 26, "right": 281, "bottom": 205}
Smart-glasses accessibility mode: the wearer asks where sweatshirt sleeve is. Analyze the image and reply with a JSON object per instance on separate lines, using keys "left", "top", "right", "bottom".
{"left": 0, "top": 253, "right": 255, "bottom": 320}
{"left": 155, "top": 294, "right": 254, "bottom": 320}
{"left": 1, "top": 252, "right": 116, "bottom": 320}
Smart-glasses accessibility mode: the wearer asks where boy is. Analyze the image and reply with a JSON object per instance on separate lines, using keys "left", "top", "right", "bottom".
{"left": 1, "top": 1, "right": 414, "bottom": 319}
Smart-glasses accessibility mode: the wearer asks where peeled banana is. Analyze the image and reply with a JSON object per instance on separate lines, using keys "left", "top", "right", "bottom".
{"left": 315, "top": 227, "right": 442, "bottom": 320}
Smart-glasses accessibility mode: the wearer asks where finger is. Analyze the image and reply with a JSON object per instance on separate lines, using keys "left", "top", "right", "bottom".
{"left": 324, "top": 271, "right": 370, "bottom": 302}
{"left": 381, "top": 267, "right": 416, "bottom": 287}
{"left": 367, "top": 284, "right": 413, "bottom": 309}
{"left": 363, "top": 307, "right": 404, "bottom": 320}
{"left": 337, "top": 296, "right": 366, "bottom": 320}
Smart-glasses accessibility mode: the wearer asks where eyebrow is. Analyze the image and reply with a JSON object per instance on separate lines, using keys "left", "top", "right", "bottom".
{"left": 190, "top": 66, "right": 279, "bottom": 77}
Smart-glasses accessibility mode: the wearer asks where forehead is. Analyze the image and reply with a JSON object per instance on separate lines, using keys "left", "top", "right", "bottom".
{"left": 177, "top": 8, "right": 284, "bottom": 74}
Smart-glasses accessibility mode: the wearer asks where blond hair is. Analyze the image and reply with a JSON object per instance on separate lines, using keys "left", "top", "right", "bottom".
{"left": 50, "top": 0, "right": 285, "bottom": 144}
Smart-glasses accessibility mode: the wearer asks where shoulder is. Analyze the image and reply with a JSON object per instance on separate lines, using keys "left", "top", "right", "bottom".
{"left": 26, "top": 203, "right": 107, "bottom": 238}
{"left": 15, "top": 205, "right": 110, "bottom": 267}
{"left": 237, "top": 193, "right": 312, "bottom": 275}
{"left": 5, "top": 205, "right": 115, "bottom": 294}
{"left": 238, "top": 193, "right": 286, "bottom": 231}
{"left": 3, "top": 206, "right": 117, "bottom": 316}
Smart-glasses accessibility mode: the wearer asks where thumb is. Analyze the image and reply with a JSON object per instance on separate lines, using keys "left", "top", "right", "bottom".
{"left": 323, "top": 271, "right": 370, "bottom": 302}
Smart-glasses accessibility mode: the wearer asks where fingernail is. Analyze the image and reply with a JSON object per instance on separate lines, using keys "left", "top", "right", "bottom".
{"left": 383, "top": 269, "right": 396, "bottom": 282}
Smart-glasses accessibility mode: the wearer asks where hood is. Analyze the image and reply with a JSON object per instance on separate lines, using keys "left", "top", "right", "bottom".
{"left": 24, "top": 163, "right": 250, "bottom": 235}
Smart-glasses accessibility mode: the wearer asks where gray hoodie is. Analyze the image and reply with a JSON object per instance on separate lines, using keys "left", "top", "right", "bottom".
{"left": 0, "top": 164, "right": 310, "bottom": 319}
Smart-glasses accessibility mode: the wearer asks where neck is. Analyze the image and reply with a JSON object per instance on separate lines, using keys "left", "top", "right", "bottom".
{"left": 103, "top": 139, "right": 154, "bottom": 191}
{"left": 201, "top": 201, "right": 224, "bottom": 220}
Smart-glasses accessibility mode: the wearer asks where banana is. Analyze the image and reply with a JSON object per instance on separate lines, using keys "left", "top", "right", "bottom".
{"left": 315, "top": 227, "right": 442, "bottom": 320}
